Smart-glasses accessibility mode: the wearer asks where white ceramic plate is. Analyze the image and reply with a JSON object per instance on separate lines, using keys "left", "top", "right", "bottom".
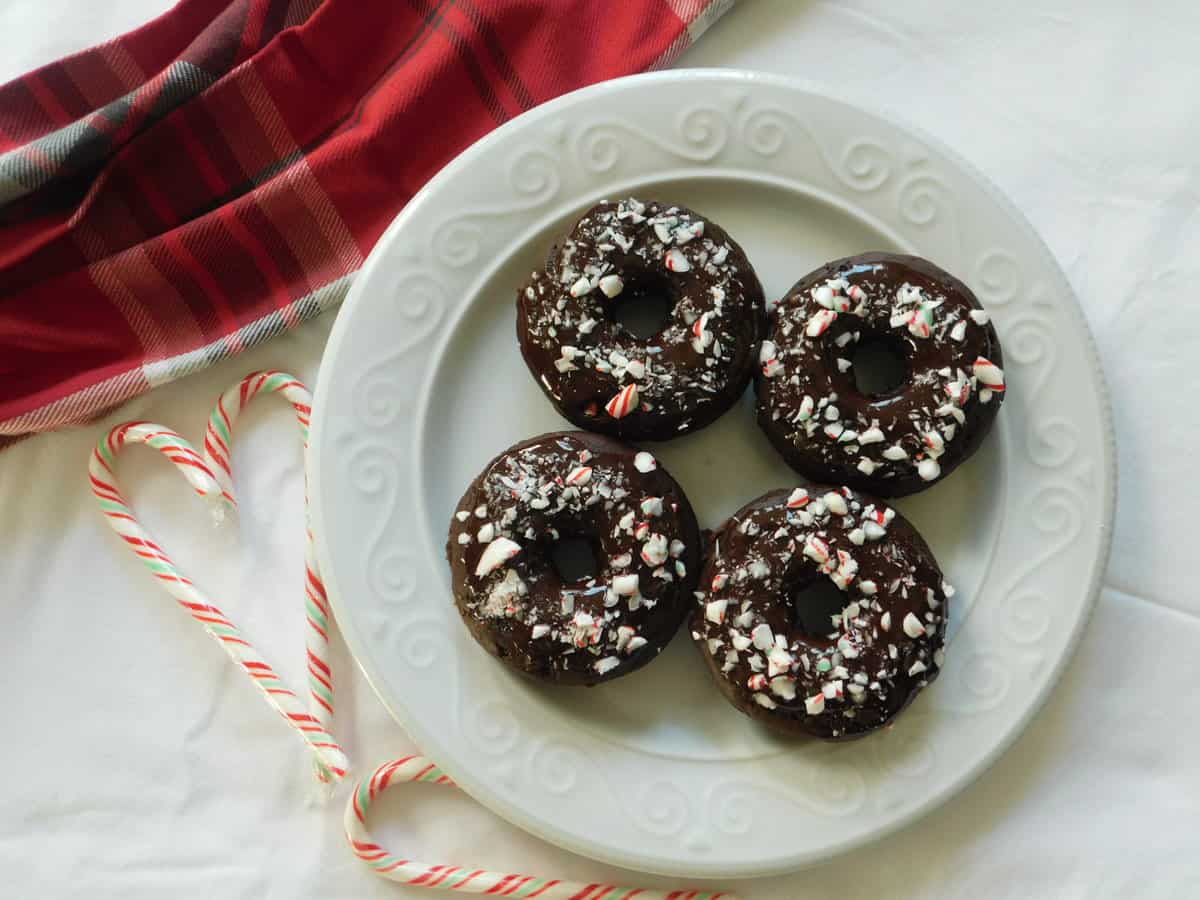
{"left": 311, "top": 70, "right": 1115, "bottom": 878}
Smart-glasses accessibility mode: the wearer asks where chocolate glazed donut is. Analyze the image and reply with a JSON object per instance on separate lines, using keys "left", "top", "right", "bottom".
{"left": 690, "top": 485, "right": 950, "bottom": 740}
{"left": 446, "top": 431, "right": 702, "bottom": 686}
{"left": 517, "top": 199, "right": 765, "bottom": 441}
{"left": 756, "top": 252, "right": 1006, "bottom": 496}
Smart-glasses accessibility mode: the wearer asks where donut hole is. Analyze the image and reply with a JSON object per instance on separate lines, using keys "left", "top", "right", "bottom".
{"left": 547, "top": 535, "right": 601, "bottom": 584}
{"left": 849, "top": 332, "right": 909, "bottom": 397}
{"left": 610, "top": 273, "right": 675, "bottom": 339}
{"left": 788, "top": 576, "right": 850, "bottom": 643}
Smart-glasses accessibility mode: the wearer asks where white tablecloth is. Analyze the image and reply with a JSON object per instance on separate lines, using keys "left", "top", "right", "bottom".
{"left": 3, "top": 2, "right": 1198, "bottom": 897}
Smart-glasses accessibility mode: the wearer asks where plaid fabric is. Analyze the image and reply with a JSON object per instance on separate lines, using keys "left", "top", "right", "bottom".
{"left": 0, "top": 0, "right": 732, "bottom": 445}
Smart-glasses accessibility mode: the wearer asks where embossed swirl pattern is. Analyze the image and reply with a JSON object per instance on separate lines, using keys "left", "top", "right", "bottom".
{"left": 332, "top": 80, "right": 1104, "bottom": 850}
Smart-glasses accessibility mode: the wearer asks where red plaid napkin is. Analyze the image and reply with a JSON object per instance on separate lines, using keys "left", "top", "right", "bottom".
{"left": 0, "top": 0, "right": 731, "bottom": 446}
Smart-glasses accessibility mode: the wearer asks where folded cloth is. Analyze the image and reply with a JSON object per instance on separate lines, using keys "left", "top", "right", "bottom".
{"left": 0, "top": 0, "right": 732, "bottom": 446}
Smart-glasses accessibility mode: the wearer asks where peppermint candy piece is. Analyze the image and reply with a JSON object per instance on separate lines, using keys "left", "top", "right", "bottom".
{"left": 474, "top": 537, "right": 522, "bottom": 578}
{"left": 565, "top": 465, "right": 592, "bottom": 485}
{"left": 633, "top": 451, "right": 657, "bottom": 473}
{"left": 640, "top": 533, "right": 670, "bottom": 567}
{"left": 598, "top": 274, "right": 624, "bottom": 298}
{"left": 691, "top": 312, "right": 713, "bottom": 354}
{"left": 613, "top": 573, "right": 640, "bottom": 596}
{"left": 796, "top": 395, "right": 815, "bottom": 421}
{"left": 804, "top": 535, "right": 830, "bottom": 564}
{"left": 665, "top": 248, "right": 691, "bottom": 272}
{"left": 762, "top": 357, "right": 785, "bottom": 378}
{"left": 973, "top": 356, "right": 1006, "bottom": 391}
{"left": 751, "top": 623, "right": 774, "bottom": 651}
{"left": 822, "top": 491, "right": 848, "bottom": 516}
{"left": 604, "top": 383, "right": 639, "bottom": 419}
{"left": 902, "top": 612, "right": 927, "bottom": 638}
{"left": 806, "top": 308, "right": 838, "bottom": 337}
{"left": 859, "top": 426, "right": 885, "bottom": 445}
{"left": 706, "top": 598, "right": 729, "bottom": 625}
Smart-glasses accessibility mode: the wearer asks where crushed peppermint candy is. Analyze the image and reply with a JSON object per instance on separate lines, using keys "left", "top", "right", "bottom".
{"left": 640, "top": 533, "right": 670, "bottom": 566}
{"left": 613, "top": 573, "right": 640, "bottom": 596}
{"left": 474, "top": 537, "right": 522, "bottom": 578}
{"left": 787, "top": 488, "right": 810, "bottom": 508}
{"left": 806, "top": 308, "right": 838, "bottom": 337}
{"left": 767, "top": 646, "right": 795, "bottom": 677}
{"left": 598, "top": 274, "right": 624, "bottom": 297}
{"left": 706, "top": 598, "right": 729, "bottom": 624}
{"left": 804, "top": 535, "right": 830, "bottom": 564}
{"left": 604, "top": 383, "right": 639, "bottom": 419}
{"left": 633, "top": 451, "right": 657, "bottom": 473}
{"left": 664, "top": 248, "right": 691, "bottom": 272}
{"left": 823, "top": 491, "right": 849, "bottom": 516}
{"left": 770, "top": 676, "right": 797, "bottom": 700}
{"left": 973, "top": 357, "right": 1005, "bottom": 391}
{"left": 565, "top": 465, "right": 592, "bottom": 485}
{"left": 902, "top": 612, "right": 926, "bottom": 638}
{"left": 859, "top": 426, "right": 885, "bottom": 445}
{"left": 762, "top": 357, "right": 785, "bottom": 378}
{"left": 751, "top": 623, "right": 774, "bottom": 650}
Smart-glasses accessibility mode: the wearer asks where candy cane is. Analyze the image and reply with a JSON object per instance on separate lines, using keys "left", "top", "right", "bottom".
{"left": 89, "top": 418, "right": 349, "bottom": 783}
{"left": 201, "top": 371, "right": 340, "bottom": 784}
{"left": 345, "top": 756, "right": 740, "bottom": 900}
{"left": 91, "top": 377, "right": 731, "bottom": 895}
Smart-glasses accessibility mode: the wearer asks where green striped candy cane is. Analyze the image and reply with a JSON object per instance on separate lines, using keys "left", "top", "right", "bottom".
{"left": 89, "top": 417, "right": 349, "bottom": 783}
{"left": 202, "top": 370, "right": 341, "bottom": 784}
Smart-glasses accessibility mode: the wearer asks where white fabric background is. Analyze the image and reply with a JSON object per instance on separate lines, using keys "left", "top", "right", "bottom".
{"left": 2, "top": 1, "right": 1198, "bottom": 897}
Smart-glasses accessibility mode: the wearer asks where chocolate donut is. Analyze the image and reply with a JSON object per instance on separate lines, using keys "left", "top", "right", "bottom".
{"left": 756, "top": 252, "right": 1006, "bottom": 496}
{"left": 446, "top": 431, "right": 702, "bottom": 686}
{"left": 517, "top": 199, "right": 765, "bottom": 441}
{"left": 690, "top": 485, "right": 950, "bottom": 740}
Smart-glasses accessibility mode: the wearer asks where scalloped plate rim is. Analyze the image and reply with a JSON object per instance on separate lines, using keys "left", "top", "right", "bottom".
{"left": 311, "top": 68, "right": 1116, "bottom": 878}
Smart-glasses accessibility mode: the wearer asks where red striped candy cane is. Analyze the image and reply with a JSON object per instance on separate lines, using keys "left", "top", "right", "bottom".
{"left": 90, "top": 379, "right": 731, "bottom": 895}
{"left": 345, "top": 756, "right": 740, "bottom": 900}
{"left": 202, "top": 371, "right": 340, "bottom": 783}
{"left": 89, "top": 419, "right": 349, "bottom": 783}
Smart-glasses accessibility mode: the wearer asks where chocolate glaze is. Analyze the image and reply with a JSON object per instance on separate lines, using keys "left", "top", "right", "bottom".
{"left": 446, "top": 431, "right": 702, "bottom": 686}
{"left": 756, "top": 253, "right": 1006, "bottom": 497}
{"left": 517, "top": 199, "right": 765, "bottom": 441}
{"left": 690, "top": 484, "right": 949, "bottom": 740}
